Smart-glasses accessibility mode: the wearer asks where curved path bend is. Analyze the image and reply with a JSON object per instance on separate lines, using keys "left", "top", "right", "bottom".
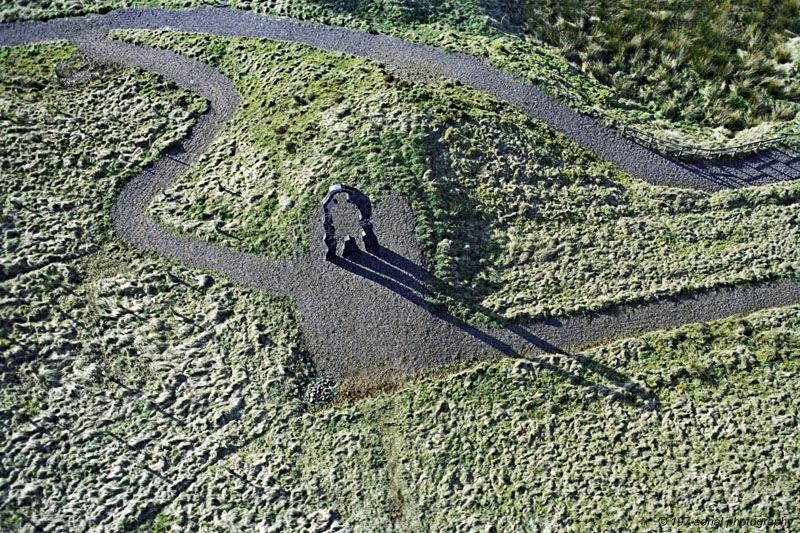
{"left": 3, "top": 7, "right": 800, "bottom": 393}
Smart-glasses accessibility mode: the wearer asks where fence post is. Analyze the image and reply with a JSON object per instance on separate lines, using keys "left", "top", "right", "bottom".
{"left": 614, "top": 120, "right": 788, "bottom": 160}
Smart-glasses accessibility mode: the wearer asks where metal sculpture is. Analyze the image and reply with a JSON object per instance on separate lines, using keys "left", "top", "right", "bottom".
{"left": 322, "top": 184, "right": 379, "bottom": 260}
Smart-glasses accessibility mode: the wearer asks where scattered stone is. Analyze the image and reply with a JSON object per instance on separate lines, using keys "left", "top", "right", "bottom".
{"left": 305, "top": 378, "right": 335, "bottom": 404}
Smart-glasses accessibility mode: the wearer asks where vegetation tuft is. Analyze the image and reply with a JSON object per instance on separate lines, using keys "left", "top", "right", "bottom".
{"left": 120, "top": 31, "right": 800, "bottom": 325}
{"left": 2, "top": 0, "right": 799, "bottom": 146}
{"left": 515, "top": 0, "right": 800, "bottom": 131}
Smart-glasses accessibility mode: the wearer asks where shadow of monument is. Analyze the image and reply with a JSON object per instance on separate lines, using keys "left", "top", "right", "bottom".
{"left": 332, "top": 246, "right": 659, "bottom": 411}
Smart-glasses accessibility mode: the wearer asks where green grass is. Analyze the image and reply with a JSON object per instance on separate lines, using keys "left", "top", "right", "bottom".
{"left": 0, "top": 41, "right": 206, "bottom": 280}
{"left": 3, "top": 0, "right": 799, "bottom": 147}
{"left": 120, "top": 31, "right": 800, "bottom": 325}
{"left": 0, "top": 42, "right": 313, "bottom": 530}
{"left": 515, "top": 0, "right": 800, "bottom": 131}
{"left": 168, "top": 302, "right": 800, "bottom": 530}
{"left": 1, "top": 39, "right": 798, "bottom": 531}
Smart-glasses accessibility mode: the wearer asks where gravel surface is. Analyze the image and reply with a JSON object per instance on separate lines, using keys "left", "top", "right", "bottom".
{"left": 2, "top": 7, "right": 800, "bottom": 385}
{"left": 3, "top": 7, "right": 799, "bottom": 191}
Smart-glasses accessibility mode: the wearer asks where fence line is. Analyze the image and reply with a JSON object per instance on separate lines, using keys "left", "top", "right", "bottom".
{"left": 613, "top": 120, "right": 793, "bottom": 161}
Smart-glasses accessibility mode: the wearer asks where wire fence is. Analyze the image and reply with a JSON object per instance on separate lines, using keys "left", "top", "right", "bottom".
{"left": 615, "top": 121, "right": 795, "bottom": 161}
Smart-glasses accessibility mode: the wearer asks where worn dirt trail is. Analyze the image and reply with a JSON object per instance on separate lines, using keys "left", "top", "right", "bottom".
{"left": 3, "top": 7, "right": 800, "bottom": 384}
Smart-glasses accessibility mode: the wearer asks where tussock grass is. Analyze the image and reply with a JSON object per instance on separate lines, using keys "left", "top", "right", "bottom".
{"left": 120, "top": 31, "right": 800, "bottom": 325}
{"left": 516, "top": 0, "right": 800, "bottom": 132}
{"left": 4, "top": 0, "right": 799, "bottom": 147}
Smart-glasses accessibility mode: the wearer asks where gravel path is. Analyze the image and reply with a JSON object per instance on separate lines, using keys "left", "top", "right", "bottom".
{"left": 3, "top": 7, "right": 800, "bottom": 384}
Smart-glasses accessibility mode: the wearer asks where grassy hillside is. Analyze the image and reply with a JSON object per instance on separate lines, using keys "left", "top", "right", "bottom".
{"left": 119, "top": 31, "right": 800, "bottom": 325}
{"left": 516, "top": 0, "right": 800, "bottom": 131}
{"left": 0, "top": 41, "right": 312, "bottom": 531}
{"left": 2, "top": 0, "right": 799, "bottom": 147}
{"left": 1, "top": 39, "right": 798, "bottom": 532}
{"left": 210, "top": 302, "right": 799, "bottom": 531}
{"left": 0, "top": 41, "right": 206, "bottom": 280}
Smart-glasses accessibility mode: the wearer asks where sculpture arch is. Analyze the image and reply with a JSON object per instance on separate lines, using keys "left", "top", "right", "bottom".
{"left": 322, "top": 184, "right": 380, "bottom": 260}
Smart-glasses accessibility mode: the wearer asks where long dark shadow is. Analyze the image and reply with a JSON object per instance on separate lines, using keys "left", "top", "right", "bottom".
{"left": 677, "top": 146, "right": 800, "bottom": 188}
{"left": 339, "top": 247, "right": 660, "bottom": 411}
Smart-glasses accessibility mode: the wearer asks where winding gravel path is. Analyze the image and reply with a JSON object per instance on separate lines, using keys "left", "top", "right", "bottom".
{"left": 3, "top": 7, "right": 800, "bottom": 384}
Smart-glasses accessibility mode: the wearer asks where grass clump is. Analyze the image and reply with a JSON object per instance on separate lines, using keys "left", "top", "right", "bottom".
{"left": 159, "top": 303, "right": 800, "bottom": 529}
{"left": 119, "top": 31, "right": 800, "bottom": 324}
{"left": 4, "top": 0, "right": 799, "bottom": 147}
{"left": 0, "top": 41, "right": 206, "bottom": 280}
{"left": 516, "top": 0, "right": 800, "bottom": 132}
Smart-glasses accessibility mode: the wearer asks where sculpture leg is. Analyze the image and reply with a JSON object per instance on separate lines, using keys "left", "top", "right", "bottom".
{"left": 323, "top": 210, "right": 337, "bottom": 261}
{"left": 362, "top": 226, "right": 380, "bottom": 254}
{"left": 342, "top": 235, "right": 360, "bottom": 256}
{"left": 324, "top": 235, "right": 337, "bottom": 261}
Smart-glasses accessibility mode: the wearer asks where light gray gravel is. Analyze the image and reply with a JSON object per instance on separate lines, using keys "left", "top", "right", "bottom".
{"left": 2, "top": 7, "right": 800, "bottom": 384}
